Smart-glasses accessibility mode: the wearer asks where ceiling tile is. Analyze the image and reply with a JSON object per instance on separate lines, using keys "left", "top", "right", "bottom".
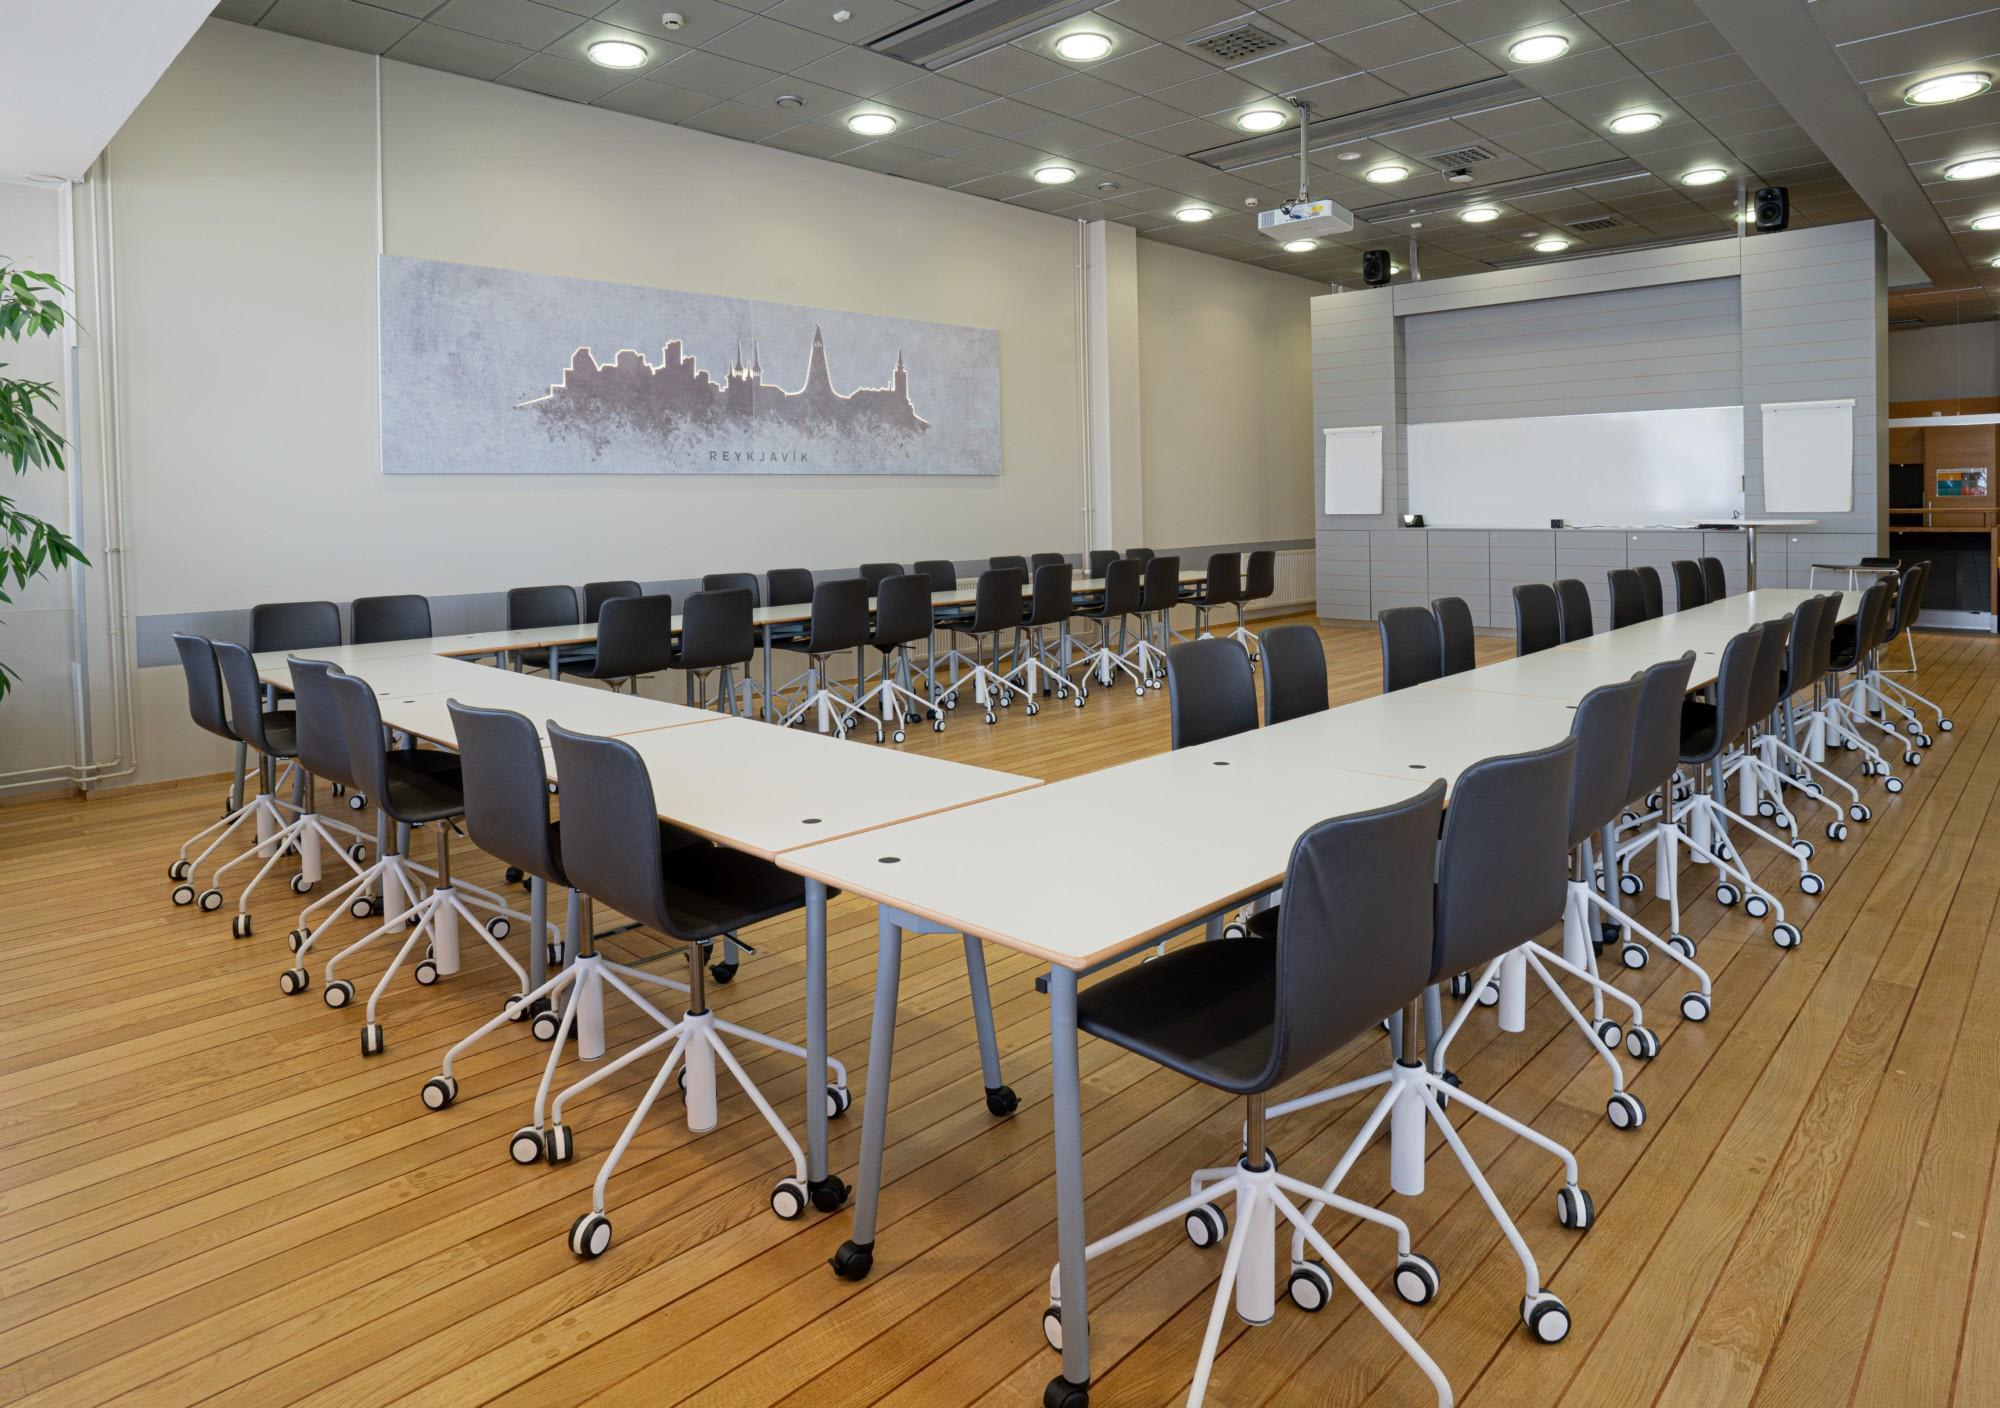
{"left": 1152, "top": 70, "right": 1280, "bottom": 117}
{"left": 703, "top": 15, "right": 849, "bottom": 71}
{"left": 757, "top": 123, "right": 857, "bottom": 155}
{"left": 1650, "top": 52, "right": 1759, "bottom": 99}
{"left": 650, "top": 47, "right": 782, "bottom": 97}
{"left": 212, "top": 0, "right": 279, "bottom": 19}
{"left": 261, "top": 0, "right": 420, "bottom": 52}
{"left": 384, "top": 22, "right": 535, "bottom": 78}
{"left": 1424, "top": 0, "right": 1574, "bottom": 46}
{"left": 1323, "top": 13, "right": 1458, "bottom": 69}
{"left": 1090, "top": 41, "right": 1219, "bottom": 90}
{"left": 733, "top": 73, "right": 852, "bottom": 112}
{"left": 1227, "top": 42, "right": 1351, "bottom": 92}
{"left": 878, "top": 72, "right": 995, "bottom": 118}
{"left": 942, "top": 44, "right": 1073, "bottom": 93}
{"left": 1014, "top": 116, "right": 1123, "bottom": 154}
{"left": 1086, "top": 93, "right": 1192, "bottom": 136}
{"left": 1140, "top": 117, "right": 1240, "bottom": 154}
{"left": 956, "top": 136, "right": 1049, "bottom": 169}
{"left": 1018, "top": 71, "right": 1134, "bottom": 117}
{"left": 1836, "top": 16, "right": 2000, "bottom": 86}
{"left": 884, "top": 120, "right": 990, "bottom": 154}
{"left": 592, "top": 0, "right": 753, "bottom": 44}
{"left": 496, "top": 50, "right": 630, "bottom": 101}
{"left": 1573, "top": 0, "right": 1704, "bottom": 45}
{"left": 428, "top": 0, "right": 579, "bottom": 49}
{"left": 1099, "top": 0, "right": 1257, "bottom": 44}
{"left": 356, "top": 0, "right": 440, "bottom": 15}
{"left": 951, "top": 172, "right": 1043, "bottom": 199}
{"left": 789, "top": 44, "right": 923, "bottom": 96}
{"left": 904, "top": 155, "right": 990, "bottom": 185}
{"left": 1073, "top": 135, "right": 1170, "bottom": 166}
{"left": 546, "top": 21, "right": 687, "bottom": 75}
{"left": 1809, "top": 0, "right": 1994, "bottom": 47}
{"left": 760, "top": 0, "right": 918, "bottom": 41}
{"left": 1372, "top": 45, "right": 1499, "bottom": 92}
{"left": 1267, "top": 0, "right": 1412, "bottom": 44}
{"left": 954, "top": 97, "right": 1064, "bottom": 135}
{"left": 681, "top": 100, "right": 810, "bottom": 139}
{"left": 593, "top": 77, "right": 721, "bottom": 120}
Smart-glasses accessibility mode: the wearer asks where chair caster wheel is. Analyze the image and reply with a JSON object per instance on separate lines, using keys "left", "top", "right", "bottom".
{"left": 770, "top": 1178, "right": 809, "bottom": 1220}
{"left": 1607, "top": 1091, "right": 1645, "bottom": 1129}
{"left": 1885, "top": 776, "right": 1904, "bottom": 794}
{"left": 1523, "top": 1292, "right": 1572, "bottom": 1343}
{"left": 1557, "top": 1183, "right": 1595, "bottom": 1230}
{"left": 505, "top": 866, "right": 523, "bottom": 885}
{"left": 1622, "top": 942, "right": 1647, "bottom": 970}
{"left": 1432, "top": 1069, "right": 1463, "bottom": 1110}
{"left": 1043, "top": 1374, "right": 1090, "bottom": 1408}
{"left": 1448, "top": 972, "right": 1472, "bottom": 999}
{"left": 932, "top": 718, "right": 946, "bottom": 732}
{"left": 984, "top": 711, "right": 996, "bottom": 725}
{"left": 231, "top": 914, "right": 253, "bottom": 939}
{"left": 1904, "top": 751, "right": 1921, "bottom": 767}
{"left": 569, "top": 1211, "right": 612, "bottom": 1259}
{"left": 287, "top": 927, "right": 309, "bottom": 954}
{"left": 360, "top": 1023, "right": 385, "bottom": 1056}
{"left": 1288, "top": 1261, "right": 1333, "bottom": 1312}
{"left": 348, "top": 843, "right": 368, "bottom": 864}
{"left": 1593, "top": 1018, "right": 1622, "bottom": 1050}
{"left": 324, "top": 979, "right": 354, "bottom": 1009}
{"left": 809, "top": 1174, "right": 850, "bottom": 1212}
{"left": 1618, "top": 873, "right": 1642, "bottom": 897}
{"left": 1184, "top": 1204, "right": 1227, "bottom": 1248}
{"left": 414, "top": 959, "right": 439, "bottom": 986}
{"left": 421, "top": 1075, "right": 457, "bottom": 1110}
{"left": 168, "top": 859, "right": 191, "bottom": 881}
{"left": 349, "top": 896, "right": 374, "bottom": 920}
{"left": 486, "top": 917, "right": 510, "bottom": 940}
{"left": 1394, "top": 1253, "right": 1440, "bottom": 1305}
{"left": 545, "top": 1123, "right": 575, "bottom": 1163}
{"left": 279, "top": 967, "right": 310, "bottom": 995}
{"left": 1715, "top": 882, "right": 1739, "bottom": 907}
{"left": 199, "top": 888, "right": 224, "bottom": 912}
{"left": 1043, "top": 1302, "right": 1066, "bottom": 1349}
{"left": 531, "top": 1009, "right": 562, "bottom": 1042}
{"left": 171, "top": 883, "right": 196, "bottom": 907}
{"left": 1942, "top": 718, "right": 1955, "bottom": 731}
{"left": 508, "top": 1126, "right": 544, "bottom": 1164}
{"left": 1681, "top": 992, "right": 1711, "bottom": 1021}
{"left": 1668, "top": 933, "right": 1696, "bottom": 959}
{"left": 1476, "top": 980, "right": 1500, "bottom": 1007}
{"left": 1792, "top": 838, "right": 1815, "bottom": 860}
{"left": 830, "top": 1239, "right": 874, "bottom": 1281}
{"left": 1800, "top": 871, "right": 1824, "bottom": 896}
{"left": 290, "top": 874, "right": 313, "bottom": 895}
{"left": 1073, "top": 693, "right": 1085, "bottom": 708}
{"left": 1773, "top": 922, "right": 1801, "bottom": 949}
{"left": 1222, "top": 922, "right": 1247, "bottom": 939}
{"left": 1850, "top": 803, "right": 1871, "bottom": 822}
{"left": 827, "top": 1084, "right": 852, "bottom": 1119}
{"left": 1744, "top": 894, "right": 1770, "bottom": 919}
{"left": 347, "top": 792, "right": 367, "bottom": 811}
{"left": 709, "top": 960, "right": 737, "bottom": 985}
{"left": 985, "top": 1084, "right": 1019, "bottom": 1117}
{"left": 1625, "top": 1025, "right": 1660, "bottom": 1059}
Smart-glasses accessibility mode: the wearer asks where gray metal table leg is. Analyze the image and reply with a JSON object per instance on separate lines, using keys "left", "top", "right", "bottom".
{"left": 833, "top": 908, "right": 903, "bottom": 1280}
{"left": 526, "top": 875, "right": 548, "bottom": 991}
{"left": 962, "top": 936, "right": 1014, "bottom": 1113}
{"left": 1422, "top": 983, "right": 1444, "bottom": 1075}
{"left": 805, "top": 879, "right": 839, "bottom": 1206}
{"left": 1048, "top": 965, "right": 1092, "bottom": 1400}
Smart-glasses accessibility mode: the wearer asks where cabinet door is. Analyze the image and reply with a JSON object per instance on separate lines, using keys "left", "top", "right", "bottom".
{"left": 1426, "top": 531, "right": 1490, "bottom": 627}
{"left": 1554, "top": 531, "right": 1626, "bottom": 630}
{"left": 1489, "top": 531, "right": 1556, "bottom": 631}
{"left": 1370, "top": 530, "right": 1428, "bottom": 613}
{"left": 1316, "top": 530, "right": 1371, "bottom": 620}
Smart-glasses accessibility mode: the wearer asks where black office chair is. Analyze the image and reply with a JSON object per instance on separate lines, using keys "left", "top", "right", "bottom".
{"left": 544, "top": 723, "right": 826, "bottom": 1255}
{"left": 352, "top": 594, "right": 432, "bottom": 645}
{"left": 241, "top": 600, "right": 341, "bottom": 812}
{"left": 1029, "top": 552, "right": 1067, "bottom": 572}
{"left": 1719, "top": 615, "right": 1827, "bottom": 888}
{"left": 1240, "top": 549, "right": 1277, "bottom": 655}
{"left": 1044, "top": 783, "right": 1454, "bottom": 1408}
{"left": 320, "top": 669, "right": 524, "bottom": 1055}
{"left": 1165, "top": 636, "right": 1256, "bottom": 750}
{"left": 671, "top": 588, "right": 755, "bottom": 714}
{"left": 1877, "top": 560, "right": 1949, "bottom": 735}
{"left": 564, "top": 592, "right": 674, "bottom": 694}
{"left": 1635, "top": 564, "right": 1665, "bottom": 620}
{"left": 1699, "top": 556, "right": 1727, "bottom": 603}
{"left": 1606, "top": 570, "right": 1646, "bottom": 630}
{"left": 1070, "top": 557, "right": 1147, "bottom": 699}
{"left": 702, "top": 572, "right": 761, "bottom": 607}
{"left": 1821, "top": 578, "right": 1906, "bottom": 790}
{"left": 776, "top": 577, "right": 872, "bottom": 736}
{"left": 1554, "top": 578, "right": 1593, "bottom": 642}
{"left": 1190, "top": 552, "right": 1243, "bottom": 644}
{"left": 1134, "top": 554, "right": 1182, "bottom": 688}
{"left": 1122, "top": 547, "right": 1155, "bottom": 566}
{"left": 859, "top": 562, "right": 904, "bottom": 593}
{"left": 167, "top": 635, "right": 277, "bottom": 914}
{"left": 507, "top": 584, "right": 582, "bottom": 676}
{"left": 1274, "top": 737, "right": 1585, "bottom": 1347}
{"left": 1006, "top": 562, "right": 1079, "bottom": 710}
{"left": 1512, "top": 582, "right": 1560, "bottom": 656}
{"left": 1378, "top": 605, "right": 1442, "bottom": 693}
{"left": 1431, "top": 596, "right": 1476, "bottom": 676}
{"left": 766, "top": 568, "right": 816, "bottom": 649}
{"left": 583, "top": 580, "right": 641, "bottom": 624}
{"left": 989, "top": 554, "right": 1028, "bottom": 574}
{"left": 1086, "top": 549, "right": 1119, "bottom": 580}
{"left": 1670, "top": 560, "right": 1705, "bottom": 611}
{"left": 845, "top": 574, "right": 944, "bottom": 741}
{"left": 913, "top": 559, "right": 959, "bottom": 595}
{"left": 1260, "top": 624, "right": 1327, "bottom": 726}
{"left": 935, "top": 567, "right": 1026, "bottom": 725}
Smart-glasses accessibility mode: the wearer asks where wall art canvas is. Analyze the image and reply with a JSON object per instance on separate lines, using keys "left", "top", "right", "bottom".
{"left": 379, "top": 256, "right": 1001, "bottom": 476}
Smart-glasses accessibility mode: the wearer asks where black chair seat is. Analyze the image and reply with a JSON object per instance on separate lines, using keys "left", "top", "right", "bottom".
{"left": 1077, "top": 938, "right": 1276, "bottom": 1092}
{"left": 546, "top": 816, "right": 706, "bottom": 890}
{"left": 1244, "top": 907, "right": 1280, "bottom": 940}
{"left": 260, "top": 711, "right": 298, "bottom": 756}
{"left": 1678, "top": 698, "right": 1720, "bottom": 760}
{"left": 380, "top": 748, "right": 468, "bottom": 824}
{"left": 522, "top": 645, "right": 596, "bottom": 673}
{"left": 657, "top": 846, "right": 813, "bottom": 943}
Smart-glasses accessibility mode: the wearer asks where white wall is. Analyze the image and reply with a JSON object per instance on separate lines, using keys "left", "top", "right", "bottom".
{"left": 1889, "top": 322, "right": 2000, "bottom": 403}
{"left": 1136, "top": 238, "right": 1317, "bottom": 550}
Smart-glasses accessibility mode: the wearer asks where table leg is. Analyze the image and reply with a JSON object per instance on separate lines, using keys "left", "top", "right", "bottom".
{"left": 762, "top": 623, "right": 774, "bottom": 724}
{"left": 833, "top": 908, "right": 903, "bottom": 1280}
{"left": 527, "top": 875, "right": 548, "bottom": 992}
{"left": 1745, "top": 526, "right": 1759, "bottom": 591}
{"left": 550, "top": 649, "right": 561, "bottom": 682}
{"left": 1048, "top": 965, "right": 1092, "bottom": 1401}
{"left": 804, "top": 879, "right": 838, "bottom": 1203}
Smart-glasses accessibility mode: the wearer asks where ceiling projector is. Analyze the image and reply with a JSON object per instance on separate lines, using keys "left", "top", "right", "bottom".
{"left": 1258, "top": 198, "right": 1354, "bottom": 243}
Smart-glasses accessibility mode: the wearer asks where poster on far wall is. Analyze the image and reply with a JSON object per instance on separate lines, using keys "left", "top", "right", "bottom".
{"left": 378, "top": 256, "right": 1001, "bottom": 476}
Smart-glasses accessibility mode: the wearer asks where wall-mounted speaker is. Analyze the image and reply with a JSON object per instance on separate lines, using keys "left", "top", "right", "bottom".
{"left": 1361, "top": 248, "right": 1392, "bottom": 286}
{"left": 1754, "top": 186, "right": 1789, "bottom": 233}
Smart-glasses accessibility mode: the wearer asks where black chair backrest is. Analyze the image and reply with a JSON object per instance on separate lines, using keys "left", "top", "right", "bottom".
{"left": 448, "top": 700, "right": 563, "bottom": 886}
{"left": 1433, "top": 737, "right": 1577, "bottom": 981}
{"left": 1700, "top": 556, "right": 1727, "bottom": 602}
{"left": 1810, "top": 589, "right": 1843, "bottom": 679}
{"left": 1431, "top": 596, "right": 1475, "bottom": 676}
{"left": 1636, "top": 564, "right": 1665, "bottom": 620}
{"left": 871, "top": 574, "right": 932, "bottom": 649}
{"left": 1260, "top": 623, "right": 1327, "bottom": 725}
{"left": 1203, "top": 552, "right": 1241, "bottom": 606}
{"left": 590, "top": 592, "right": 676, "bottom": 679}
{"left": 1378, "top": 606, "right": 1442, "bottom": 693}
{"left": 1607, "top": 569, "right": 1646, "bottom": 630}
{"left": 1023, "top": 563, "right": 1073, "bottom": 627}
{"left": 807, "top": 576, "right": 872, "bottom": 653}
{"left": 1626, "top": 652, "right": 1696, "bottom": 806}
{"left": 1087, "top": 549, "right": 1119, "bottom": 580}
{"left": 1122, "top": 547, "right": 1155, "bottom": 566}
{"left": 767, "top": 568, "right": 815, "bottom": 608}
{"left": 1831, "top": 580, "right": 1888, "bottom": 670}
{"left": 214, "top": 641, "right": 289, "bottom": 756}
{"left": 173, "top": 633, "right": 235, "bottom": 742}
{"left": 1030, "top": 552, "right": 1067, "bottom": 572}
{"left": 989, "top": 555, "right": 1028, "bottom": 574}
{"left": 1257, "top": 780, "right": 1448, "bottom": 1090}
{"left": 286, "top": 656, "right": 353, "bottom": 786}
{"left": 1554, "top": 578, "right": 1593, "bottom": 642}
{"left": 1567, "top": 677, "right": 1645, "bottom": 848}
{"left": 545, "top": 724, "right": 681, "bottom": 938}
{"left": 1512, "top": 582, "right": 1560, "bottom": 656}
{"left": 326, "top": 669, "right": 398, "bottom": 821}
{"left": 1242, "top": 549, "right": 1276, "bottom": 603}
{"left": 1139, "top": 555, "right": 1181, "bottom": 613}
{"left": 508, "top": 584, "right": 579, "bottom": 631}
{"left": 583, "top": 580, "right": 641, "bottom": 624}
{"left": 352, "top": 594, "right": 432, "bottom": 644}
{"left": 702, "top": 572, "right": 762, "bottom": 608}
{"left": 1783, "top": 594, "right": 1824, "bottom": 694}
{"left": 859, "top": 562, "right": 904, "bottom": 592}
{"left": 1861, "top": 576, "right": 1898, "bottom": 655}
{"left": 1861, "top": 556, "right": 1900, "bottom": 569}
{"left": 913, "top": 559, "right": 959, "bottom": 596}
{"left": 1670, "top": 560, "right": 1705, "bottom": 611}
{"left": 1683, "top": 626, "right": 1763, "bottom": 764}
{"left": 1745, "top": 613, "right": 1790, "bottom": 722}
{"left": 676, "top": 589, "right": 753, "bottom": 671}
{"left": 1092, "top": 557, "right": 1143, "bottom": 617}
{"left": 968, "top": 567, "right": 1025, "bottom": 634}
{"left": 1166, "top": 637, "right": 1257, "bottom": 750}
{"left": 1882, "top": 564, "right": 1915, "bottom": 636}
{"left": 250, "top": 601, "right": 340, "bottom": 653}
{"left": 1903, "top": 561, "right": 1929, "bottom": 632}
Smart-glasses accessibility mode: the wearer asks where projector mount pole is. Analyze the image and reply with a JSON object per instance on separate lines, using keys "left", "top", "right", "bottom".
{"left": 1287, "top": 96, "right": 1312, "bottom": 205}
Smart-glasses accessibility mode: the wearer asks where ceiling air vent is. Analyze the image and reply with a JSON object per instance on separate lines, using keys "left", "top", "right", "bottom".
{"left": 1568, "top": 216, "right": 1621, "bottom": 231}
{"left": 1425, "top": 145, "right": 1497, "bottom": 166}
{"left": 1187, "top": 23, "right": 1288, "bottom": 62}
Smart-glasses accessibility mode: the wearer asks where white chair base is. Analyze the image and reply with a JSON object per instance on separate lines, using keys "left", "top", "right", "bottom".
{"left": 167, "top": 789, "right": 303, "bottom": 912}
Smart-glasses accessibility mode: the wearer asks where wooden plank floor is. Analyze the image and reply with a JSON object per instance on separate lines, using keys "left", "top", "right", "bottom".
{"left": 2, "top": 619, "right": 1994, "bottom": 1407}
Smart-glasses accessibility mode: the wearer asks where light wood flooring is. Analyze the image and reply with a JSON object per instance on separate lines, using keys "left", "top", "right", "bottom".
{"left": 3, "top": 619, "right": 1998, "bottom": 1407}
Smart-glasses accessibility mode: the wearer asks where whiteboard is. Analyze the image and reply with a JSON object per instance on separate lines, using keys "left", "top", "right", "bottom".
{"left": 1323, "top": 425, "right": 1383, "bottom": 515}
{"left": 1761, "top": 399, "right": 1853, "bottom": 513}
{"left": 1408, "top": 405, "right": 1744, "bottom": 527}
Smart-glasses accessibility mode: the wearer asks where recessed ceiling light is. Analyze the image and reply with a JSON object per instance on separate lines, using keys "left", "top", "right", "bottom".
{"left": 1365, "top": 163, "right": 1409, "bottom": 183}
{"left": 1096, "top": 180, "right": 1120, "bottom": 192}
{"left": 1946, "top": 155, "right": 2000, "bottom": 180}
{"left": 1175, "top": 205, "right": 1213, "bottom": 222}
{"left": 1054, "top": 31, "right": 1112, "bottom": 62}
{"left": 1906, "top": 72, "right": 1992, "bottom": 106}
{"left": 1283, "top": 239, "right": 1318, "bottom": 253}
{"left": 1507, "top": 33, "right": 1570, "bottom": 64}
{"left": 1237, "top": 108, "right": 1288, "bottom": 133}
{"left": 1608, "top": 110, "right": 1662, "bottom": 135}
{"left": 1034, "top": 165, "right": 1077, "bottom": 184}
{"left": 1533, "top": 237, "right": 1572, "bottom": 253}
{"left": 775, "top": 94, "right": 804, "bottom": 108}
{"left": 1989, "top": 255, "right": 2000, "bottom": 268}
{"left": 586, "top": 39, "right": 649, "bottom": 69}
{"left": 1460, "top": 205, "right": 1500, "bottom": 223}
{"left": 1682, "top": 166, "right": 1729, "bottom": 186}
{"left": 1972, "top": 213, "right": 2000, "bottom": 230}
{"left": 846, "top": 112, "right": 898, "bottom": 136}
{"left": 1336, "top": 150, "right": 1361, "bottom": 161}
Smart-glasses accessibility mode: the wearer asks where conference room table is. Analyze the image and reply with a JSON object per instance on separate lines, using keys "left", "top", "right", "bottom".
{"left": 779, "top": 584, "right": 1855, "bottom": 1400}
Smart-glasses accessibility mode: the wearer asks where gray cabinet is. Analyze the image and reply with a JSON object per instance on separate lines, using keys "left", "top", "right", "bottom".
{"left": 1370, "top": 529, "right": 1427, "bottom": 612}
{"left": 1489, "top": 531, "right": 1556, "bottom": 630}
{"left": 1554, "top": 531, "right": 1626, "bottom": 631}
{"left": 1425, "top": 530, "right": 1490, "bottom": 626}
{"left": 1316, "top": 529, "right": 1371, "bottom": 620}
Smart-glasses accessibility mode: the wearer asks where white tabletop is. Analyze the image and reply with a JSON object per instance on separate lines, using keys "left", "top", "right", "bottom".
{"left": 254, "top": 650, "right": 499, "bottom": 697}
{"left": 377, "top": 671, "right": 718, "bottom": 748}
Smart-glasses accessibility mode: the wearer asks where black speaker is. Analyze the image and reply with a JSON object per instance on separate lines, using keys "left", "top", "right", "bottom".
{"left": 1754, "top": 186, "right": 1789, "bottom": 233}
{"left": 1361, "top": 248, "right": 1392, "bottom": 286}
